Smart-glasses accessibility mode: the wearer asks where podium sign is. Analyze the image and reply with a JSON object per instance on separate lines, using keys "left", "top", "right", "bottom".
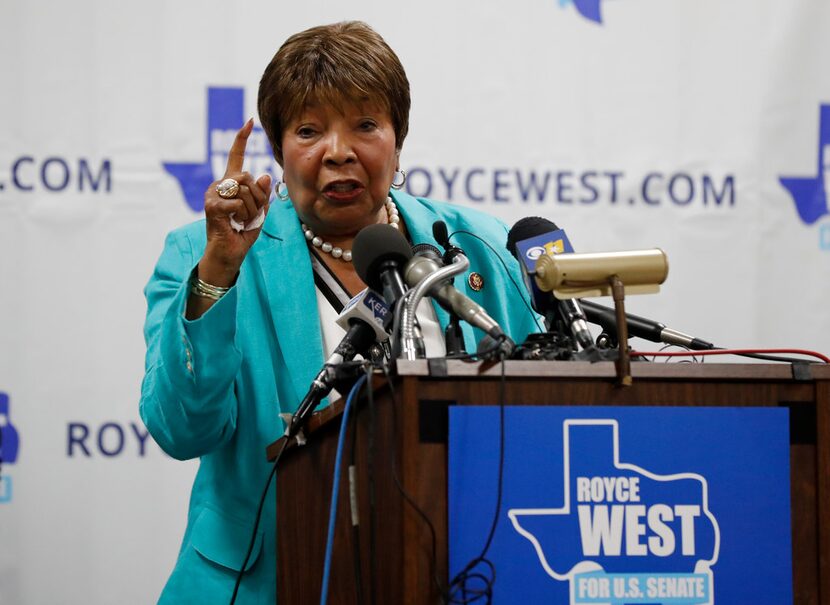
{"left": 449, "top": 406, "right": 792, "bottom": 604}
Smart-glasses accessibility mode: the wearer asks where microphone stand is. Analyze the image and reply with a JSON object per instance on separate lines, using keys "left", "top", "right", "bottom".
{"left": 435, "top": 223, "right": 469, "bottom": 358}
{"left": 610, "top": 275, "right": 632, "bottom": 387}
{"left": 444, "top": 316, "right": 466, "bottom": 358}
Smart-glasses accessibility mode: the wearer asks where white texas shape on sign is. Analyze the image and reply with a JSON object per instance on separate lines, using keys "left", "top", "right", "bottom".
{"left": 508, "top": 419, "right": 720, "bottom": 605}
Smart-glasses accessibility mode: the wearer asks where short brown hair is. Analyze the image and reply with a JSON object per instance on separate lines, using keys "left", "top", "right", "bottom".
{"left": 258, "top": 21, "right": 411, "bottom": 165}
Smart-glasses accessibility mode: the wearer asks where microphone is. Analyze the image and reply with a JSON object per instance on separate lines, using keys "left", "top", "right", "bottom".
{"left": 403, "top": 252, "right": 509, "bottom": 343}
{"left": 410, "top": 243, "right": 466, "bottom": 356}
{"left": 427, "top": 223, "right": 468, "bottom": 356}
{"left": 506, "top": 217, "right": 714, "bottom": 351}
{"left": 287, "top": 289, "right": 389, "bottom": 438}
{"left": 433, "top": 221, "right": 451, "bottom": 249}
{"left": 352, "top": 224, "right": 413, "bottom": 315}
{"left": 411, "top": 242, "right": 443, "bottom": 261}
{"left": 506, "top": 217, "right": 595, "bottom": 351}
{"left": 433, "top": 220, "right": 466, "bottom": 263}
{"left": 579, "top": 300, "right": 714, "bottom": 350}
{"left": 352, "top": 224, "right": 426, "bottom": 357}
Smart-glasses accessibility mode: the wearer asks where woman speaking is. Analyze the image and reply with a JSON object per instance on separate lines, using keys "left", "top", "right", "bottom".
{"left": 140, "top": 21, "right": 538, "bottom": 603}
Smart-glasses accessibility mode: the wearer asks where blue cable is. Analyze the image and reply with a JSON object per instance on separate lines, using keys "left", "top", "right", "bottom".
{"left": 319, "top": 372, "right": 368, "bottom": 605}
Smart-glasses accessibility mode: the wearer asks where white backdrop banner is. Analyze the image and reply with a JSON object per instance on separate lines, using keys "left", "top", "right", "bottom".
{"left": 1, "top": 0, "right": 828, "bottom": 602}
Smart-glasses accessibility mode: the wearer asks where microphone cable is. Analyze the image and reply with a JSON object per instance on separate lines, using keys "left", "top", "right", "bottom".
{"left": 348, "top": 361, "right": 383, "bottom": 605}
{"left": 378, "top": 363, "right": 445, "bottom": 598}
{"left": 229, "top": 360, "right": 368, "bottom": 605}
{"left": 648, "top": 343, "right": 706, "bottom": 364}
{"left": 445, "top": 356, "right": 508, "bottom": 604}
{"left": 228, "top": 437, "right": 289, "bottom": 605}
{"left": 449, "top": 230, "right": 544, "bottom": 334}
{"left": 319, "top": 373, "right": 369, "bottom": 605}
{"left": 631, "top": 348, "right": 830, "bottom": 364}
{"left": 348, "top": 397, "right": 367, "bottom": 605}
{"left": 452, "top": 334, "right": 510, "bottom": 362}
{"left": 366, "top": 362, "right": 381, "bottom": 605}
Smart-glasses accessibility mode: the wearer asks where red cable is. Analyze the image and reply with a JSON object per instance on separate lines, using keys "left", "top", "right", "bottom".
{"left": 630, "top": 348, "right": 830, "bottom": 364}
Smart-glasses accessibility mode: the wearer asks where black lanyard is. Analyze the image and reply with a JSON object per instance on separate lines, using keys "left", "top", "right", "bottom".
{"left": 309, "top": 247, "right": 393, "bottom": 362}
{"left": 309, "top": 248, "right": 352, "bottom": 314}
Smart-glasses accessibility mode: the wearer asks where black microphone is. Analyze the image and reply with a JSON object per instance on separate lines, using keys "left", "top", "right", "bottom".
{"left": 506, "top": 217, "right": 595, "bottom": 351}
{"left": 353, "top": 224, "right": 425, "bottom": 357}
{"left": 352, "top": 224, "right": 413, "bottom": 314}
{"left": 506, "top": 217, "right": 715, "bottom": 351}
{"left": 287, "top": 289, "right": 389, "bottom": 438}
{"left": 429, "top": 222, "right": 469, "bottom": 356}
{"left": 433, "top": 220, "right": 466, "bottom": 263}
{"left": 433, "top": 220, "right": 451, "bottom": 248}
{"left": 580, "top": 300, "right": 714, "bottom": 350}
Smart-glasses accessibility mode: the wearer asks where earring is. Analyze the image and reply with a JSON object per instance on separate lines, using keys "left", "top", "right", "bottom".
{"left": 275, "top": 180, "right": 290, "bottom": 201}
{"left": 391, "top": 169, "right": 407, "bottom": 190}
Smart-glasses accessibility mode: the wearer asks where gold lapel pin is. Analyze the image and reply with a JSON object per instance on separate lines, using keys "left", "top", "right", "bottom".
{"left": 468, "top": 272, "right": 484, "bottom": 291}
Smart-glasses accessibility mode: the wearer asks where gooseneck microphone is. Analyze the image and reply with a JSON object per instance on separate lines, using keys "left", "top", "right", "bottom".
{"left": 403, "top": 253, "right": 508, "bottom": 341}
{"left": 287, "top": 289, "right": 389, "bottom": 438}
{"left": 412, "top": 243, "right": 467, "bottom": 356}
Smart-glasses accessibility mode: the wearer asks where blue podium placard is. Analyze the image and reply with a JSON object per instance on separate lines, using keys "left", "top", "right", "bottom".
{"left": 448, "top": 406, "right": 792, "bottom": 604}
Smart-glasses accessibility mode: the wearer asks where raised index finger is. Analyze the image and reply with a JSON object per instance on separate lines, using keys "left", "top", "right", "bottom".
{"left": 224, "top": 118, "right": 254, "bottom": 177}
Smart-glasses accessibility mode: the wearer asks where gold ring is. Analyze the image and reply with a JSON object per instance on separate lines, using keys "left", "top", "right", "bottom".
{"left": 216, "top": 178, "right": 240, "bottom": 199}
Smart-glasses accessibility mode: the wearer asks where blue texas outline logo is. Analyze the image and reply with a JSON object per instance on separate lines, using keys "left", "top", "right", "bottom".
{"left": 0, "top": 392, "right": 20, "bottom": 504}
{"left": 779, "top": 104, "right": 830, "bottom": 226}
{"left": 559, "top": 0, "right": 604, "bottom": 24}
{"left": 508, "top": 419, "right": 720, "bottom": 604}
{"left": 163, "top": 87, "right": 280, "bottom": 212}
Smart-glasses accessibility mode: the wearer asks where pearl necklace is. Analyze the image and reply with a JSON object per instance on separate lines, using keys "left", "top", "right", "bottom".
{"left": 301, "top": 197, "right": 400, "bottom": 262}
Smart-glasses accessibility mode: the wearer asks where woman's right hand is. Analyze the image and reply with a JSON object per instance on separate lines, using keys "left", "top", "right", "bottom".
{"left": 199, "top": 119, "right": 273, "bottom": 287}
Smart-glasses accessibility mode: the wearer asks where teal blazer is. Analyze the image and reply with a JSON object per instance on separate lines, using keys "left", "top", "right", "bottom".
{"left": 140, "top": 191, "right": 540, "bottom": 604}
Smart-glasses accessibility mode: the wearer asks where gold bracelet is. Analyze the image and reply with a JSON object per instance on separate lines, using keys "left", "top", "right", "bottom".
{"left": 190, "top": 276, "right": 231, "bottom": 301}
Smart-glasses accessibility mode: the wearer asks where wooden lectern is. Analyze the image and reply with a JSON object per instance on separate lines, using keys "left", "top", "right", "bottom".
{"left": 267, "top": 361, "right": 830, "bottom": 604}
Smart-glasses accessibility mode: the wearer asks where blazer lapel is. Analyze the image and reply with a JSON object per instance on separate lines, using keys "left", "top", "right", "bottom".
{"left": 251, "top": 201, "right": 325, "bottom": 407}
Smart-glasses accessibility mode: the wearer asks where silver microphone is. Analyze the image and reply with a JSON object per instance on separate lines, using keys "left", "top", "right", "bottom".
{"left": 403, "top": 254, "right": 505, "bottom": 339}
